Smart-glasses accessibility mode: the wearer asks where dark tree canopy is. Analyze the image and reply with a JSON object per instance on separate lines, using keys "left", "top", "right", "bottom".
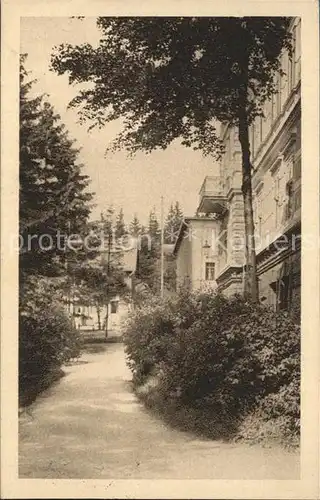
{"left": 20, "top": 55, "right": 94, "bottom": 277}
{"left": 51, "top": 17, "right": 293, "bottom": 301}
{"left": 51, "top": 17, "right": 292, "bottom": 157}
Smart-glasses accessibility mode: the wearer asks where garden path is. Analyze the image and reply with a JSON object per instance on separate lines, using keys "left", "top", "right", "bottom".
{"left": 19, "top": 343, "right": 299, "bottom": 479}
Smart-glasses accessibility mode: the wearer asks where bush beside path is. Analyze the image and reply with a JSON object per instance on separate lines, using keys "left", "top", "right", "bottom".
{"left": 123, "top": 292, "right": 300, "bottom": 449}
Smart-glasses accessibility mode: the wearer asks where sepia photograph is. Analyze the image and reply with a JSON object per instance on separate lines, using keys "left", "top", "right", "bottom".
{"left": 1, "top": 1, "right": 319, "bottom": 499}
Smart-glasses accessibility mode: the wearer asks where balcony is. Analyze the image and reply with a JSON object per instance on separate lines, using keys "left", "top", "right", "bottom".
{"left": 197, "top": 176, "right": 228, "bottom": 215}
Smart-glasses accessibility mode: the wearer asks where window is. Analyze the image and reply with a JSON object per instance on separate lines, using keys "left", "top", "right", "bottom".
{"left": 263, "top": 99, "right": 272, "bottom": 139}
{"left": 254, "top": 117, "right": 261, "bottom": 152}
{"left": 254, "top": 193, "right": 262, "bottom": 239}
{"left": 289, "top": 28, "right": 295, "bottom": 91}
{"left": 250, "top": 124, "right": 255, "bottom": 158}
{"left": 276, "top": 74, "right": 282, "bottom": 115}
{"left": 292, "top": 153, "right": 301, "bottom": 181}
{"left": 205, "top": 262, "right": 215, "bottom": 281}
{"left": 294, "top": 20, "right": 301, "bottom": 84}
{"left": 259, "top": 116, "right": 263, "bottom": 143}
{"left": 111, "top": 301, "right": 118, "bottom": 314}
{"left": 273, "top": 175, "right": 281, "bottom": 227}
{"left": 226, "top": 132, "right": 231, "bottom": 160}
{"left": 271, "top": 93, "right": 275, "bottom": 123}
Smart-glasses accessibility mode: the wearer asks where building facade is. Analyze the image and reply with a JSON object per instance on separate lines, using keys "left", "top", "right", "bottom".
{"left": 174, "top": 217, "right": 220, "bottom": 291}
{"left": 175, "top": 18, "right": 301, "bottom": 314}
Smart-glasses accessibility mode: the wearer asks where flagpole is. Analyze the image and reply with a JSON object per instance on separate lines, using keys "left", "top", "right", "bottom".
{"left": 160, "top": 195, "right": 164, "bottom": 298}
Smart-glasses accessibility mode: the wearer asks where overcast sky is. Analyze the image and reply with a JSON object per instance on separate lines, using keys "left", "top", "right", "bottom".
{"left": 20, "top": 16, "right": 220, "bottom": 225}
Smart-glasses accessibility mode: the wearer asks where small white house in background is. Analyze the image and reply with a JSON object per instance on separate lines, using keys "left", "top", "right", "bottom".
{"left": 106, "top": 246, "right": 138, "bottom": 338}
{"left": 66, "top": 245, "right": 138, "bottom": 337}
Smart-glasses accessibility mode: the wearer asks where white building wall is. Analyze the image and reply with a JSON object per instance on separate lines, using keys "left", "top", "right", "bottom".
{"left": 108, "top": 298, "right": 132, "bottom": 336}
{"left": 176, "top": 235, "right": 192, "bottom": 289}
{"left": 190, "top": 219, "right": 219, "bottom": 291}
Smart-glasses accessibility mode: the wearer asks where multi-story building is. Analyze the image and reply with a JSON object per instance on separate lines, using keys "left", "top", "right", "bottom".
{"left": 174, "top": 215, "right": 221, "bottom": 291}
{"left": 174, "top": 17, "right": 301, "bottom": 313}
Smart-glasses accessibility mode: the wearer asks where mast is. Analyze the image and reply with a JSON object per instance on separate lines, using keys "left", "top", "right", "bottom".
{"left": 160, "top": 195, "right": 164, "bottom": 298}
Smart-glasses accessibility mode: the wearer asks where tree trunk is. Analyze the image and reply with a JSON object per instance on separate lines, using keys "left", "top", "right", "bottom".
{"left": 96, "top": 305, "right": 101, "bottom": 330}
{"left": 105, "top": 302, "right": 109, "bottom": 338}
{"left": 238, "top": 111, "right": 259, "bottom": 302}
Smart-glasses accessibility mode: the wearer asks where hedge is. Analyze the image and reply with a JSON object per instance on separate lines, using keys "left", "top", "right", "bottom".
{"left": 19, "top": 277, "right": 81, "bottom": 406}
{"left": 123, "top": 291, "right": 300, "bottom": 447}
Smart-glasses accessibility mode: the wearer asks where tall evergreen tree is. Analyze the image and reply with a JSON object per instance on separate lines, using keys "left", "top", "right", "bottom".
{"left": 148, "top": 208, "right": 160, "bottom": 238}
{"left": 148, "top": 207, "right": 161, "bottom": 262}
{"left": 135, "top": 209, "right": 161, "bottom": 293}
{"left": 163, "top": 201, "right": 184, "bottom": 291}
{"left": 129, "top": 213, "right": 141, "bottom": 237}
{"left": 20, "top": 54, "right": 93, "bottom": 278}
{"left": 164, "top": 201, "right": 184, "bottom": 244}
{"left": 102, "top": 205, "right": 114, "bottom": 234}
{"left": 115, "top": 207, "right": 126, "bottom": 240}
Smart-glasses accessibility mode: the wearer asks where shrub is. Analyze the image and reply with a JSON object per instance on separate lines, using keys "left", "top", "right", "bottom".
{"left": 123, "top": 291, "right": 300, "bottom": 446}
{"left": 123, "top": 290, "right": 200, "bottom": 384}
{"left": 19, "top": 277, "right": 81, "bottom": 406}
{"left": 237, "top": 377, "right": 300, "bottom": 447}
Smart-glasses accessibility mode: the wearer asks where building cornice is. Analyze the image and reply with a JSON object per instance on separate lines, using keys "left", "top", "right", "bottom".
{"left": 215, "top": 219, "right": 300, "bottom": 287}
{"left": 217, "top": 271, "right": 243, "bottom": 292}
{"left": 256, "top": 220, "right": 301, "bottom": 273}
{"left": 226, "top": 187, "right": 242, "bottom": 202}
{"left": 216, "top": 264, "right": 243, "bottom": 284}
{"left": 257, "top": 245, "right": 301, "bottom": 276}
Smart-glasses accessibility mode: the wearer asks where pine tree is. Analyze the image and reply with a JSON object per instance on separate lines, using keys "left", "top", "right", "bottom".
{"left": 163, "top": 201, "right": 184, "bottom": 291}
{"left": 148, "top": 208, "right": 160, "bottom": 238}
{"left": 20, "top": 55, "right": 93, "bottom": 278}
{"left": 115, "top": 207, "right": 126, "bottom": 240}
{"left": 164, "top": 201, "right": 184, "bottom": 244}
{"left": 148, "top": 208, "right": 161, "bottom": 255}
{"left": 102, "top": 205, "right": 114, "bottom": 235}
{"left": 135, "top": 209, "right": 161, "bottom": 293}
{"left": 129, "top": 213, "right": 141, "bottom": 237}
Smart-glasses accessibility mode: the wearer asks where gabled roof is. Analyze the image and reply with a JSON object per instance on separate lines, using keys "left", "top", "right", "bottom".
{"left": 173, "top": 216, "right": 220, "bottom": 256}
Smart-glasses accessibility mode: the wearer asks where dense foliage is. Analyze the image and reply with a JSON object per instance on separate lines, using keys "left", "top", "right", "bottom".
{"left": 51, "top": 18, "right": 291, "bottom": 154}
{"left": 123, "top": 292, "right": 300, "bottom": 446}
{"left": 19, "top": 56, "right": 93, "bottom": 405}
{"left": 20, "top": 55, "right": 94, "bottom": 277}
{"left": 19, "top": 277, "right": 81, "bottom": 406}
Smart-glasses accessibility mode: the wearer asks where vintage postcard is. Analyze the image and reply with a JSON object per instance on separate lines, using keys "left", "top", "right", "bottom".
{"left": 1, "top": 0, "right": 319, "bottom": 498}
